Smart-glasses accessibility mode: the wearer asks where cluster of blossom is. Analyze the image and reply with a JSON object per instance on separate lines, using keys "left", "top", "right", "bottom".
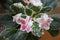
{"left": 13, "top": 0, "right": 43, "bottom": 8}
{"left": 13, "top": 13, "right": 53, "bottom": 33}
{"left": 12, "top": 0, "right": 53, "bottom": 33}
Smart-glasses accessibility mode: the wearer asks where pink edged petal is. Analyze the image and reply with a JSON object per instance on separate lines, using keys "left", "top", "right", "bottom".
{"left": 20, "top": 25, "right": 26, "bottom": 31}
{"left": 47, "top": 18, "right": 53, "bottom": 23}
{"left": 47, "top": 18, "right": 51, "bottom": 23}
{"left": 43, "top": 26, "right": 50, "bottom": 30}
{"left": 20, "top": 18, "right": 26, "bottom": 24}
{"left": 42, "top": 23, "right": 50, "bottom": 30}
{"left": 26, "top": 27, "right": 32, "bottom": 33}
{"left": 26, "top": 16, "right": 32, "bottom": 22}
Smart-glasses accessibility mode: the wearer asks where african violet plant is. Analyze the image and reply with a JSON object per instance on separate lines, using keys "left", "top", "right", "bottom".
{"left": 0, "top": 0, "right": 60, "bottom": 40}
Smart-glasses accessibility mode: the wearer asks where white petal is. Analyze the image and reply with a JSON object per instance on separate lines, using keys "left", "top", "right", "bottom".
{"left": 50, "top": 17, "right": 53, "bottom": 21}
{"left": 28, "top": 21, "right": 33, "bottom": 27}
{"left": 41, "top": 14, "right": 49, "bottom": 20}
{"left": 12, "top": 16, "right": 16, "bottom": 22}
{"left": 35, "top": 18, "right": 42, "bottom": 23}
{"left": 13, "top": 2, "right": 24, "bottom": 8}
{"left": 12, "top": 13, "right": 22, "bottom": 24}
{"left": 39, "top": 23, "right": 42, "bottom": 29}
{"left": 30, "top": 0, "right": 42, "bottom": 6}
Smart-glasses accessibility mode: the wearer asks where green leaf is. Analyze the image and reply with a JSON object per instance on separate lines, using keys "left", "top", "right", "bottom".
{"left": 12, "top": 0, "right": 22, "bottom": 3}
{"left": 12, "top": 0, "right": 27, "bottom": 6}
{"left": 3, "top": 3, "right": 11, "bottom": 10}
{"left": 11, "top": 6, "right": 24, "bottom": 14}
{"left": 30, "top": 6, "right": 40, "bottom": 12}
{"left": 9, "top": 31, "right": 27, "bottom": 40}
{"left": 27, "top": 33, "right": 39, "bottom": 40}
{"left": 2, "top": 29, "right": 39, "bottom": 40}
{"left": 48, "top": 17, "right": 60, "bottom": 37}
{"left": 48, "top": 30, "right": 59, "bottom": 37}
{"left": 41, "top": 0, "right": 57, "bottom": 13}
{"left": 26, "top": 9, "right": 32, "bottom": 16}
{"left": 50, "top": 17, "right": 60, "bottom": 30}
{"left": 40, "top": 7, "right": 52, "bottom": 13}
{"left": 0, "top": 36, "right": 5, "bottom": 40}
{"left": 0, "top": 14, "right": 17, "bottom": 28}
{"left": 1, "top": 28, "right": 17, "bottom": 37}
{"left": 2, "top": 0, "right": 12, "bottom": 10}
{"left": 32, "top": 22, "right": 43, "bottom": 37}
{"left": 1, "top": 28, "right": 39, "bottom": 40}
{"left": 8, "top": 31, "right": 39, "bottom": 40}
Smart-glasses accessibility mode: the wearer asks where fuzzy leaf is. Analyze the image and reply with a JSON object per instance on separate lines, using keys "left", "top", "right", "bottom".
{"left": 12, "top": 0, "right": 27, "bottom": 6}
{"left": 32, "top": 22, "right": 43, "bottom": 37}
{"left": 0, "top": 36, "right": 5, "bottom": 40}
{"left": 11, "top": 6, "right": 24, "bottom": 14}
{"left": 26, "top": 9, "right": 32, "bottom": 16}
{"left": 48, "top": 30, "right": 59, "bottom": 37}
{"left": 1, "top": 26, "right": 39, "bottom": 40}
{"left": 9, "top": 31, "right": 27, "bottom": 40}
{"left": 1, "top": 28, "right": 17, "bottom": 37}
{"left": 41, "top": 0, "right": 56, "bottom": 13}
{"left": 48, "top": 17, "right": 60, "bottom": 37}
{"left": 30, "top": 6, "right": 40, "bottom": 12}
{"left": 50, "top": 17, "right": 60, "bottom": 30}
{"left": 0, "top": 14, "right": 17, "bottom": 28}
{"left": 27, "top": 33, "right": 39, "bottom": 40}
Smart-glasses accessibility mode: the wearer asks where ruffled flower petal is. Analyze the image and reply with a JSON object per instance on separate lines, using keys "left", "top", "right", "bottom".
{"left": 26, "top": 16, "right": 31, "bottom": 22}
{"left": 26, "top": 26, "right": 32, "bottom": 33}
{"left": 20, "top": 18, "right": 26, "bottom": 24}
{"left": 30, "top": 0, "right": 42, "bottom": 6}
{"left": 20, "top": 25, "right": 26, "bottom": 31}
{"left": 12, "top": 13, "right": 22, "bottom": 24}
{"left": 20, "top": 16, "right": 33, "bottom": 33}
{"left": 28, "top": 21, "right": 33, "bottom": 27}
{"left": 13, "top": 2, "right": 24, "bottom": 8}
{"left": 36, "top": 14, "right": 53, "bottom": 30}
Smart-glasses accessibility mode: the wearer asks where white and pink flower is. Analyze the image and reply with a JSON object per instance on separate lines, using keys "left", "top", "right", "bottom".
{"left": 35, "top": 14, "right": 53, "bottom": 30}
{"left": 23, "top": 0, "right": 43, "bottom": 6}
{"left": 13, "top": 13, "right": 33, "bottom": 33}
{"left": 20, "top": 16, "right": 33, "bottom": 33}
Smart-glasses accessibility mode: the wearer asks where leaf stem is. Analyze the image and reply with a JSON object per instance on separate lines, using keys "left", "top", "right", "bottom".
{"left": 34, "top": 13, "right": 41, "bottom": 18}
{"left": 31, "top": 9, "right": 35, "bottom": 17}
{"left": 34, "top": 6, "right": 43, "bottom": 18}
{"left": 24, "top": 7, "right": 27, "bottom": 16}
